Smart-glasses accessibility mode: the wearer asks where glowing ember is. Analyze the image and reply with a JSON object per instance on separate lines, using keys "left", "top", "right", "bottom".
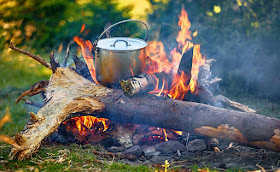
{"left": 64, "top": 116, "right": 109, "bottom": 132}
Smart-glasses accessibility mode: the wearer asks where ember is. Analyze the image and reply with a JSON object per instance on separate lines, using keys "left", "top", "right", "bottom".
{"left": 67, "top": 8, "right": 204, "bottom": 145}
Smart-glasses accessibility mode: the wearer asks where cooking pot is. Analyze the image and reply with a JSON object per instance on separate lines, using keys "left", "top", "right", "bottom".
{"left": 93, "top": 19, "right": 148, "bottom": 86}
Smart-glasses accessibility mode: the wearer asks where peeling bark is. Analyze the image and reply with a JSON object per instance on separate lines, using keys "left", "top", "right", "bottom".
{"left": 10, "top": 67, "right": 280, "bottom": 160}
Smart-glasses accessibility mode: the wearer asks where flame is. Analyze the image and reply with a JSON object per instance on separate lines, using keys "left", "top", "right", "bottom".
{"left": 176, "top": 8, "right": 192, "bottom": 47}
{"left": 80, "top": 24, "right": 86, "bottom": 34}
{"left": 173, "top": 130, "right": 183, "bottom": 135}
{"left": 162, "top": 129, "right": 168, "bottom": 141}
{"left": 168, "top": 71, "right": 190, "bottom": 100}
{"left": 129, "top": 67, "right": 134, "bottom": 76}
{"left": 66, "top": 116, "right": 109, "bottom": 132}
{"left": 189, "top": 44, "right": 205, "bottom": 93}
{"left": 73, "top": 36, "right": 99, "bottom": 84}
{"left": 70, "top": 8, "right": 205, "bottom": 144}
{"left": 145, "top": 8, "right": 205, "bottom": 99}
{"left": 193, "top": 30, "right": 198, "bottom": 37}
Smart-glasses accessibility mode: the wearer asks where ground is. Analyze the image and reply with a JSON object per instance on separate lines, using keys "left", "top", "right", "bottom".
{"left": 0, "top": 52, "right": 280, "bottom": 171}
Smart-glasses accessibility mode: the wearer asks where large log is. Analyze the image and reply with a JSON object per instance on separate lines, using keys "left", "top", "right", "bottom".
{"left": 9, "top": 67, "right": 280, "bottom": 160}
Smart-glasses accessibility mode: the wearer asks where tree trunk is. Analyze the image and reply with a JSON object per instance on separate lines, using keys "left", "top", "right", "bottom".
{"left": 10, "top": 67, "right": 280, "bottom": 160}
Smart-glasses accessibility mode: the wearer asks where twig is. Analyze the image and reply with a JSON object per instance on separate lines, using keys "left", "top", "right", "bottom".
{"left": 215, "top": 95, "right": 256, "bottom": 113}
{"left": 49, "top": 51, "right": 60, "bottom": 73}
{"left": 63, "top": 40, "right": 74, "bottom": 67}
{"left": 9, "top": 41, "right": 51, "bottom": 69}
{"left": 21, "top": 98, "right": 44, "bottom": 108}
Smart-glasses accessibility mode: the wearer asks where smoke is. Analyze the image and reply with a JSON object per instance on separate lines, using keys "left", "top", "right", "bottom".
{"left": 147, "top": 0, "right": 280, "bottom": 100}
{"left": 205, "top": 26, "right": 280, "bottom": 99}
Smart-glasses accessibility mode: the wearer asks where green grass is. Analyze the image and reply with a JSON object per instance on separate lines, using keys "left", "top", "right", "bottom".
{"left": 0, "top": 144, "right": 156, "bottom": 171}
{"left": 1, "top": 51, "right": 280, "bottom": 171}
{"left": 223, "top": 88, "right": 280, "bottom": 119}
{"left": 0, "top": 51, "right": 51, "bottom": 89}
{"left": 0, "top": 50, "right": 51, "bottom": 136}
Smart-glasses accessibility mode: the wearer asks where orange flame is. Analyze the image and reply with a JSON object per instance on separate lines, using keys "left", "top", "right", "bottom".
{"left": 69, "top": 116, "right": 109, "bottom": 132}
{"left": 80, "top": 24, "right": 86, "bottom": 34}
{"left": 189, "top": 44, "right": 205, "bottom": 93}
{"left": 176, "top": 8, "right": 192, "bottom": 47}
{"left": 193, "top": 30, "right": 198, "bottom": 37}
{"left": 71, "top": 9, "right": 205, "bottom": 142}
{"left": 73, "top": 36, "right": 99, "bottom": 84}
{"left": 145, "top": 8, "right": 205, "bottom": 99}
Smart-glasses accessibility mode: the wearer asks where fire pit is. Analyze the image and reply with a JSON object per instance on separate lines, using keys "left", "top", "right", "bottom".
{"left": 1, "top": 8, "right": 280, "bottom": 171}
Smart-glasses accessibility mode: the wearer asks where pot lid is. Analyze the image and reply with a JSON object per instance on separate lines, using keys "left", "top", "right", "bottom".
{"left": 96, "top": 37, "right": 147, "bottom": 51}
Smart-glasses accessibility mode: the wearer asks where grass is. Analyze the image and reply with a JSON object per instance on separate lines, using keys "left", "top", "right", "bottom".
{"left": 0, "top": 50, "right": 280, "bottom": 171}
{"left": 0, "top": 144, "right": 155, "bottom": 171}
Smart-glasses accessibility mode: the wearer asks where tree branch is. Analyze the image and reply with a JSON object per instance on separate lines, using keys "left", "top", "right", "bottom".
{"left": 9, "top": 41, "right": 51, "bottom": 69}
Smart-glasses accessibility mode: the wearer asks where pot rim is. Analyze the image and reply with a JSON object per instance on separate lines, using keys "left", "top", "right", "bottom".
{"left": 96, "top": 37, "right": 147, "bottom": 52}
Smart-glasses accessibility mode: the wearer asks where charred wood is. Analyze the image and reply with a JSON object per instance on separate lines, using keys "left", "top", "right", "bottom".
{"left": 178, "top": 47, "right": 193, "bottom": 75}
{"left": 8, "top": 68, "right": 280, "bottom": 160}
{"left": 49, "top": 51, "right": 60, "bottom": 73}
{"left": 72, "top": 55, "right": 92, "bottom": 81}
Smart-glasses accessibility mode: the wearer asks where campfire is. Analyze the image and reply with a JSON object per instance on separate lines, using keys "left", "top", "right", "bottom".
{"left": 2, "top": 8, "right": 280, "bottom": 163}
{"left": 57, "top": 9, "right": 204, "bottom": 146}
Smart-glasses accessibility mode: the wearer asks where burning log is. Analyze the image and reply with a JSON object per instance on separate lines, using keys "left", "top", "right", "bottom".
{"left": 8, "top": 67, "right": 280, "bottom": 160}
{"left": 120, "top": 48, "right": 194, "bottom": 97}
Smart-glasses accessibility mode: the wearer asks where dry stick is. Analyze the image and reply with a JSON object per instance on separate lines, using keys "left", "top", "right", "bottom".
{"left": 21, "top": 98, "right": 44, "bottom": 108}
{"left": 49, "top": 51, "right": 60, "bottom": 73}
{"left": 215, "top": 95, "right": 256, "bottom": 113}
{"left": 63, "top": 40, "right": 74, "bottom": 67}
{"left": 9, "top": 41, "right": 51, "bottom": 69}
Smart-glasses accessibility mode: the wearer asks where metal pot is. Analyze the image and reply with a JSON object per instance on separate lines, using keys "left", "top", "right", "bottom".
{"left": 93, "top": 19, "right": 148, "bottom": 86}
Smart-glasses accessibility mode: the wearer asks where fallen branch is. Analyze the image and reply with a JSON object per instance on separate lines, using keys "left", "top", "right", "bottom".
{"left": 10, "top": 68, "right": 280, "bottom": 160}
{"left": 16, "top": 81, "right": 49, "bottom": 103}
{"left": 9, "top": 41, "right": 51, "bottom": 69}
{"left": 215, "top": 95, "right": 256, "bottom": 113}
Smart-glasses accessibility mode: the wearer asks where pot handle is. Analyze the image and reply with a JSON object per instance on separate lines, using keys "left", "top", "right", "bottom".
{"left": 93, "top": 19, "right": 149, "bottom": 46}
{"left": 111, "top": 40, "right": 130, "bottom": 47}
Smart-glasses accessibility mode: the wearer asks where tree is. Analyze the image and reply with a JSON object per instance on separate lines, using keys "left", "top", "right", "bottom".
{"left": 0, "top": 0, "right": 134, "bottom": 52}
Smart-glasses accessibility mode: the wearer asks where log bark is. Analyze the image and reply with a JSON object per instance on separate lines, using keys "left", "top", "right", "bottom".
{"left": 10, "top": 67, "right": 280, "bottom": 160}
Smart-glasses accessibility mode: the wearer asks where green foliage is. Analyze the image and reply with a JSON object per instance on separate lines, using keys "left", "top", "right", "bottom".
{"left": 0, "top": 0, "right": 134, "bottom": 52}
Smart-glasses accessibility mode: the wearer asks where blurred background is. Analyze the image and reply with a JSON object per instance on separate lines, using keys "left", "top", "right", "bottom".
{"left": 0, "top": 0, "right": 280, "bottom": 134}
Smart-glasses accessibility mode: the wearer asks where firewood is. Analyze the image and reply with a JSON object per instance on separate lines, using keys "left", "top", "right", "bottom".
{"left": 63, "top": 40, "right": 74, "bottom": 67}
{"left": 49, "top": 51, "right": 60, "bottom": 73}
{"left": 8, "top": 68, "right": 280, "bottom": 160}
{"left": 72, "top": 55, "right": 92, "bottom": 81}
{"left": 9, "top": 41, "right": 51, "bottom": 69}
{"left": 215, "top": 95, "right": 256, "bottom": 113}
{"left": 16, "top": 80, "right": 49, "bottom": 104}
{"left": 119, "top": 48, "right": 194, "bottom": 97}
{"left": 120, "top": 73, "right": 151, "bottom": 96}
